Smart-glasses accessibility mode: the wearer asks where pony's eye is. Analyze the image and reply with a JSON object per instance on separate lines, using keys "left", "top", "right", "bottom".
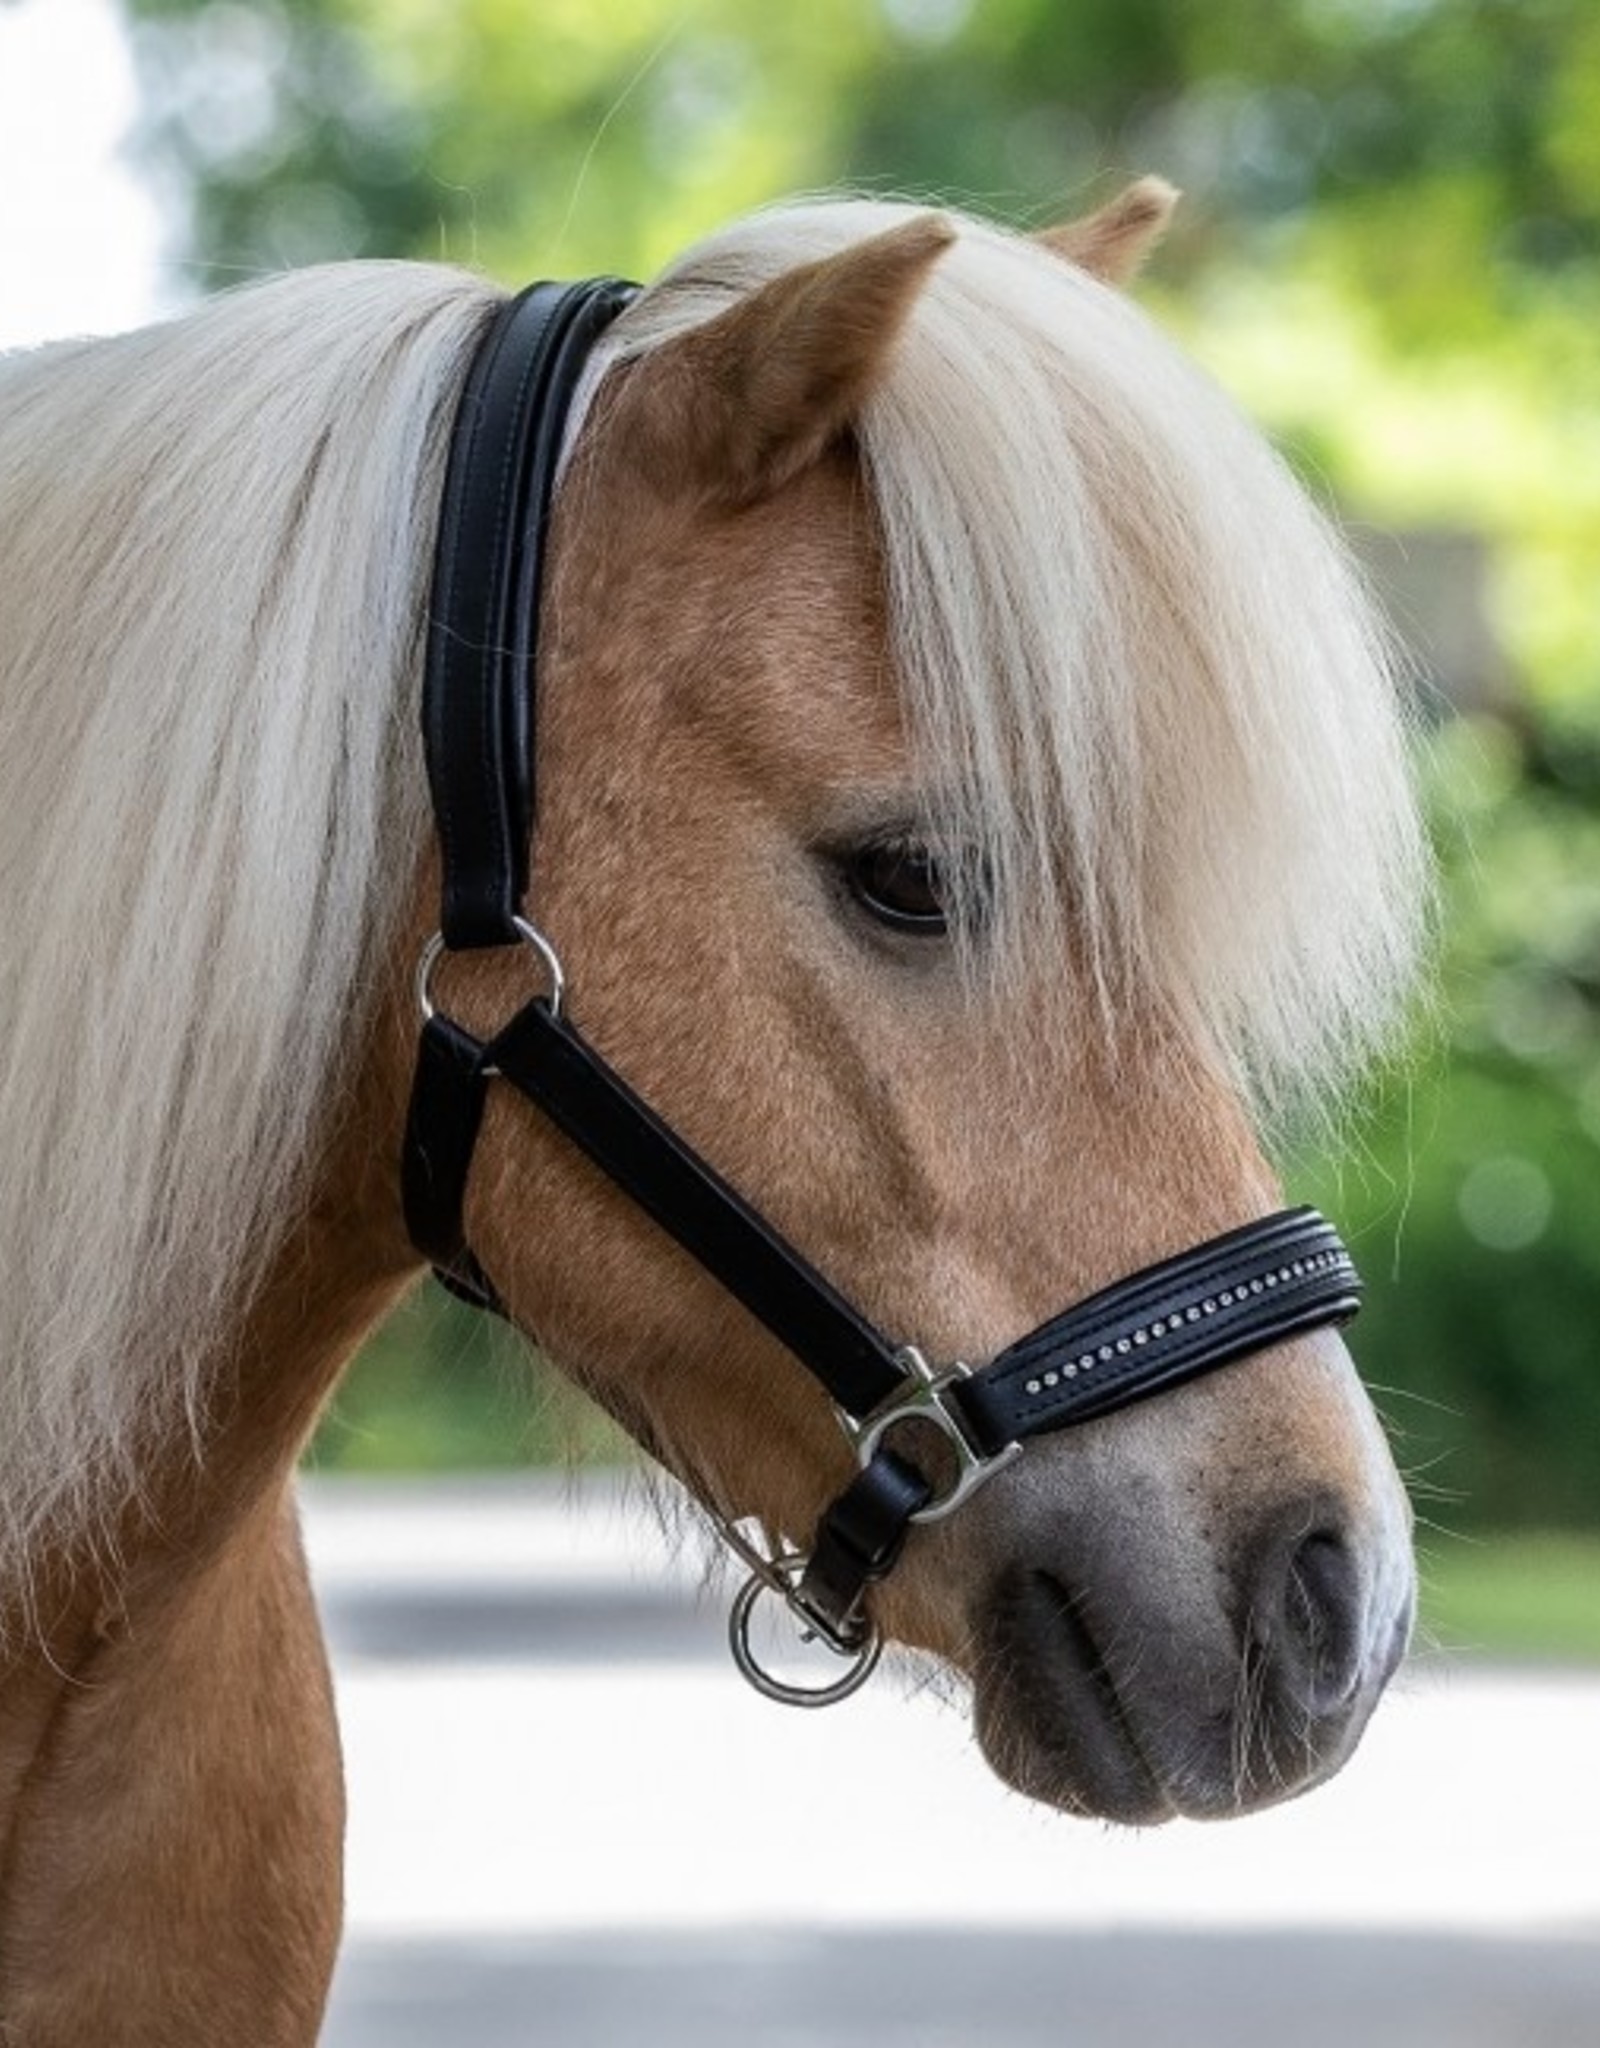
{"left": 847, "top": 838, "right": 951, "bottom": 934}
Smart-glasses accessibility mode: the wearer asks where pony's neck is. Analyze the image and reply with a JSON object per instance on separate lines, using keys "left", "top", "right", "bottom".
{"left": 0, "top": 1094, "right": 411, "bottom": 2036}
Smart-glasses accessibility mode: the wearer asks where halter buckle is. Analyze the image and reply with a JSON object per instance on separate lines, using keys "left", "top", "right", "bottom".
{"left": 845, "top": 1346, "right": 1021, "bottom": 1525}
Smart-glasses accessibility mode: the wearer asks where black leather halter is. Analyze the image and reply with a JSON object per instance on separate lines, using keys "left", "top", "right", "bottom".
{"left": 402, "top": 278, "right": 1364, "bottom": 1705}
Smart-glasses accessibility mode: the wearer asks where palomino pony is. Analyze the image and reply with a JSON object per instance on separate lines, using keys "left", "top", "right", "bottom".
{"left": 0, "top": 182, "right": 1424, "bottom": 2040}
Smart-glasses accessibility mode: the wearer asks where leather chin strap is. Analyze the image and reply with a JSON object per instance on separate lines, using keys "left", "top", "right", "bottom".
{"left": 402, "top": 278, "right": 1366, "bottom": 1705}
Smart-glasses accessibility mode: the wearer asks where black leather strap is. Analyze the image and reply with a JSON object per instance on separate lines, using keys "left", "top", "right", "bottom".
{"left": 406, "top": 273, "right": 634, "bottom": 1305}
{"left": 401, "top": 1011, "right": 499, "bottom": 1310}
{"left": 424, "top": 278, "right": 636, "bottom": 950}
{"left": 486, "top": 996, "right": 911, "bottom": 1422}
{"left": 796, "top": 1448, "right": 934, "bottom": 1641}
{"left": 952, "top": 1207, "right": 1360, "bottom": 1454}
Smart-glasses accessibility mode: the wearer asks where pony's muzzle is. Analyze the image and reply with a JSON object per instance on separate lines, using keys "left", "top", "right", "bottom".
{"left": 968, "top": 1476, "right": 1414, "bottom": 1824}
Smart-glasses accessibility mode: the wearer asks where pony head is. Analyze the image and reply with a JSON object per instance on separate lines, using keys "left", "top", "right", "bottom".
{"left": 0, "top": 188, "right": 1425, "bottom": 1822}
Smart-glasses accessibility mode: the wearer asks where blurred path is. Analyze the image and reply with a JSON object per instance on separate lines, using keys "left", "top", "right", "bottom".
{"left": 307, "top": 1476, "right": 1600, "bottom": 2046}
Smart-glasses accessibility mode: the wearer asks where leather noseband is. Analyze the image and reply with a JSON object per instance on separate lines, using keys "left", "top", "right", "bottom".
{"left": 401, "top": 279, "right": 1364, "bottom": 1705}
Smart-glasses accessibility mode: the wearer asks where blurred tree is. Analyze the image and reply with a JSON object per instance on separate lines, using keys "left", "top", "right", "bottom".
{"left": 851, "top": 0, "right": 1600, "bottom": 324}
{"left": 1295, "top": 715, "right": 1600, "bottom": 1528}
{"left": 120, "top": 0, "right": 895, "bottom": 281}
{"left": 119, "top": 0, "right": 1600, "bottom": 326}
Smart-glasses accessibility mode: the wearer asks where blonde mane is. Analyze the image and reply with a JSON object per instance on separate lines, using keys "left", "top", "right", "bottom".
{"left": 0, "top": 264, "right": 495, "bottom": 1597}
{"left": 0, "top": 200, "right": 1424, "bottom": 1601}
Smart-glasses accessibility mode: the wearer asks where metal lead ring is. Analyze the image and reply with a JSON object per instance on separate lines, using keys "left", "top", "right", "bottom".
{"left": 728, "top": 1572, "right": 882, "bottom": 1709}
{"left": 415, "top": 916, "right": 566, "bottom": 1025}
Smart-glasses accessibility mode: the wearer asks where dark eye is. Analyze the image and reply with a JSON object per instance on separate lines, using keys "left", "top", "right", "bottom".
{"left": 846, "top": 837, "right": 951, "bottom": 934}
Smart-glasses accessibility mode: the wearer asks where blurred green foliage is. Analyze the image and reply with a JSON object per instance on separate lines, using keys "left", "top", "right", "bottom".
{"left": 310, "top": 1281, "right": 629, "bottom": 1474}
{"left": 1420, "top": 1530, "right": 1600, "bottom": 1660}
{"left": 1295, "top": 717, "right": 1600, "bottom": 1528}
{"left": 116, "top": 0, "right": 1600, "bottom": 1528}
{"left": 119, "top": 0, "right": 1600, "bottom": 329}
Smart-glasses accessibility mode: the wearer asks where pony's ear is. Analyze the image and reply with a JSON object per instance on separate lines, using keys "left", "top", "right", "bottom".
{"left": 616, "top": 214, "right": 956, "bottom": 506}
{"left": 1035, "top": 177, "right": 1178, "bottom": 286}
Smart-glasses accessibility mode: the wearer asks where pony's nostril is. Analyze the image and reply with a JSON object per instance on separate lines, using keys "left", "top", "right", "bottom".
{"left": 1280, "top": 1527, "right": 1365, "bottom": 1714}
{"left": 1244, "top": 1511, "right": 1374, "bottom": 1722}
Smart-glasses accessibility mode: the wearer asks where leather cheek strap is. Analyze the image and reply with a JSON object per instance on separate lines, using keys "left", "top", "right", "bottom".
{"left": 424, "top": 278, "right": 637, "bottom": 952}
{"left": 485, "top": 996, "right": 912, "bottom": 1420}
{"left": 401, "top": 1011, "right": 500, "bottom": 1311}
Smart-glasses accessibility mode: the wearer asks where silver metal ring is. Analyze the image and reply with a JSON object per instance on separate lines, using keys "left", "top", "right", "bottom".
{"left": 415, "top": 916, "right": 566, "bottom": 1025}
{"left": 728, "top": 1572, "right": 882, "bottom": 1709}
{"left": 414, "top": 931, "right": 448, "bottom": 1022}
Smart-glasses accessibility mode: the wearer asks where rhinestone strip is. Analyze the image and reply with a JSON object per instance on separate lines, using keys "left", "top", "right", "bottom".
{"left": 1020, "top": 1248, "right": 1354, "bottom": 1399}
